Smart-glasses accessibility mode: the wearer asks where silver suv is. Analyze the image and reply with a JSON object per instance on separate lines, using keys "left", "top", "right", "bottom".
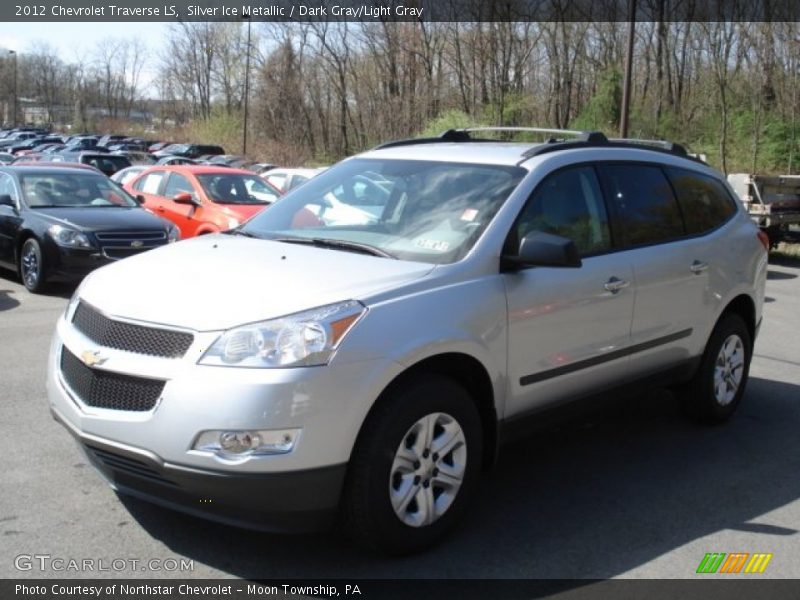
{"left": 47, "top": 128, "right": 767, "bottom": 554}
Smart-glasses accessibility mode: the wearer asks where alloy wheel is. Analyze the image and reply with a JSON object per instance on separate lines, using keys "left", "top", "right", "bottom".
{"left": 713, "top": 334, "right": 745, "bottom": 406}
{"left": 389, "top": 412, "right": 467, "bottom": 528}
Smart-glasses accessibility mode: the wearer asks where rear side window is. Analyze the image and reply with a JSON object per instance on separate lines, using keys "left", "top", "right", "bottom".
{"left": 135, "top": 171, "right": 165, "bottom": 194}
{"left": 599, "top": 165, "right": 684, "bottom": 246}
{"left": 0, "top": 172, "right": 17, "bottom": 201}
{"left": 666, "top": 168, "right": 736, "bottom": 234}
{"left": 163, "top": 173, "right": 194, "bottom": 198}
{"left": 514, "top": 166, "right": 612, "bottom": 256}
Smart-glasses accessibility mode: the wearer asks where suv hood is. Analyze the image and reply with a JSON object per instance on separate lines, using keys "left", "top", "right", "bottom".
{"left": 79, "top": 234, "right": 435, "bottom": 331}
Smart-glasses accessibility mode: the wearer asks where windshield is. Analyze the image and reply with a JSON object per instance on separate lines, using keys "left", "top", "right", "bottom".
{"left": 20, "top": 173, "right": 139, "bottom": 208}
{"left": 240, "top": 158, "right": 526, "bottom": 264}
{"left": 196, "top": 173, "right": 279, "bottom": 205}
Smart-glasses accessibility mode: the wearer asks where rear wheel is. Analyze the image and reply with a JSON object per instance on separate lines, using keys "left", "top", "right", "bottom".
{"left": 19, "top": 238, "right": 48, "bottom": 293}
{"left": 342, "top": 375, "right": 483, "bottom": 554}
{"left": 682, "top": 313, "right": 752, "bottom": 423}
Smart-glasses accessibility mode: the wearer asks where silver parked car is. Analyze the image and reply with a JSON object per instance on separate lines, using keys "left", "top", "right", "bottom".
{"left": 47, "top": 128, "right": 767, "bottom": 554}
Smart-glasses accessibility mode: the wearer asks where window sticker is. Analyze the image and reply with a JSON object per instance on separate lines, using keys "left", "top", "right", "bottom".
{"left": 460, "top": 208, "right": 479, "bottom": 222}
{"left": 415, "top": 239, "right": 451, "bottom": 252}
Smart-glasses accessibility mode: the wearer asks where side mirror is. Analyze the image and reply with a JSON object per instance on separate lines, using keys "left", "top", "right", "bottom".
{"left": 135, "top": 194, "right": 146, "bottom": 205}
{"left": 503, "top": 231, "right": 582, "bottom": 269}
{"left": 0, "top": 194, "right": 15, "bottom": 209}
{"left": 173, "top": 192, "right": 198, "bottom": 205}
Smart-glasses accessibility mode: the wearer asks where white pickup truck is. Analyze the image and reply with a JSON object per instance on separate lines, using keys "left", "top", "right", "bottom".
{"left": 728, "top": 173, "right": 800, "bottom": 247}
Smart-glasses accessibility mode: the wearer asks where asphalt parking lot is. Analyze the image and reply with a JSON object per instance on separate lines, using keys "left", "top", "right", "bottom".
{"left": 1, "top": 258, "right": 799, "bottom": 580}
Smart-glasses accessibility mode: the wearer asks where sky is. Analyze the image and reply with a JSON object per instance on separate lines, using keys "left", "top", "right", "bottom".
{"left": 0, "top": 22, "right": 171, "bottom": 92}
{"left": 0, "top": 22, "right": 169, "bottom": 58}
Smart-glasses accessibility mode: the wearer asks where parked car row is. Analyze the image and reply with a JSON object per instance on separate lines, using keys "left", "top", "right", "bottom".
{"left": 0, "top": 127, "right": 348, "bottom": 293}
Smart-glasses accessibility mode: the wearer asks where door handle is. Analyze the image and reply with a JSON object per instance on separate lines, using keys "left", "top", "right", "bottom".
{"left": 604, "top": 277, "right": 630, "bottom": 294}
{"left": 156, "top": 206, "right": 165, "bottom": 212}
{"left": 690, "top": 260, "right": 709, "bottom": 274}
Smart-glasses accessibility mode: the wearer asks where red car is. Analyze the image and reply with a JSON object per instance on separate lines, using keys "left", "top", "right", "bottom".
{"left": 124, "top": 165, "right": 281, "bottom": 238}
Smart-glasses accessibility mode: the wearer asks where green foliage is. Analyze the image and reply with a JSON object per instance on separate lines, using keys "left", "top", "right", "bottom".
{"left": 691, "top": 109, "right": 800, "bottom": 173}
{"left": 184, "top": 109, "right": 244, "bottom": 154}
{"left": 571, "top": 69, "right": 622, "bottom": 133}
{"left": 757, "top": 115, "right": 800, "bottom": 173}
{"left": 499, "top": 92, "right": 538, "bottom": 127}
{"left": 420, "top": 109, "right": 486, "bottom": 137}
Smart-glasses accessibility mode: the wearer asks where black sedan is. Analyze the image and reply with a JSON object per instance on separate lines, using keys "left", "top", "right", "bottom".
{"left": 0, "top": 165, "right": 179, "bottom": 293}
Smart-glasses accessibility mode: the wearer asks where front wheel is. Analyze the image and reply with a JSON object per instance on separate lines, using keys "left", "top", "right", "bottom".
{"left": 342, "top": 375, "right": 483, "bottom": 554}
{"left": 682, "top": 313, "right": 752, "bottom": 423}
{"left": 19, "top": 238, "right": 48, "bottom": 293}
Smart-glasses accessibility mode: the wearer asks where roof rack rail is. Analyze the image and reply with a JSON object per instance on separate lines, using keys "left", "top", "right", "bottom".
{"left": 606, "top": 137, "right": 689, "bottom": 155}
{"left": 372, "top": 127, "right": 701, "bottom": 165}
{"left": 372, "top": 127, "right": 607, "bottom": 151}
{"left": 522, "top": 134, "right": 704, "bottom": 163}
{"left": 460, "top": 126, "right": 597, "bottom": 139}
{"left": 371, "top": 129, "right": 476, "bottom": 150}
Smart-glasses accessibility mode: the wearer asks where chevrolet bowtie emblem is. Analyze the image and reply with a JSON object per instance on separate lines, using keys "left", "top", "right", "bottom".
{"left": 130, "top": 240, "right": 143, "bottom": 248}
{"left": 80, "top": 350, "right": 107, "bottom": 367}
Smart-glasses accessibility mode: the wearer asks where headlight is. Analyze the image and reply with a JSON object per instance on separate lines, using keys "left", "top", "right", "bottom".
{"left": 64, "top": 286, "right": 81, "bottom": 321}
{"left": 167, "top": 224, "right": 180, "bottom": 243}
{"left": 199, "top": 300, "right": 366, "bottom": 368}
{"left": 48, "top": 224, "right": 92, "bottom": 248}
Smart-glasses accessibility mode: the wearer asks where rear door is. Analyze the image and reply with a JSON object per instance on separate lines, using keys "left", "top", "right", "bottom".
{"left": 597, "top": 163, "right": 705, "bottom": 376}
{"left": 504, "top": 165, "right": 635, "bottom": 416}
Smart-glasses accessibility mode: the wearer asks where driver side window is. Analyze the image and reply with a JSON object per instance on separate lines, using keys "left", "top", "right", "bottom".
{"left": 513, "top": 166, "right": 611, "bottom": 257}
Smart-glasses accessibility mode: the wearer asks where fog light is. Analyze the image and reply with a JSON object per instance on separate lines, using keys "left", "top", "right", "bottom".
{"left": 220, "top": 431, "right": 258, "bottom": 454}
{"left": 193, "top": 428, "right": 301, "bottom": 457}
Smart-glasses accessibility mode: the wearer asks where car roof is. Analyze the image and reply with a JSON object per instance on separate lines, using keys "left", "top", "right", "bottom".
{"left": 147, "top": 165, "right": 257, "bottom": 176}
{"left": 1, "top": 164, "right": 103, "bottom": 175}
{"left": 357, "top": 129, "right": 711, "bottom": 171}
{"left": 359, "top": 142, "right": 542, "bottom": 167}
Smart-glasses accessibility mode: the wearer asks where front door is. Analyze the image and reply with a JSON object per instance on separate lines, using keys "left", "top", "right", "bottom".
{"left": 504, "top": 165, "right": 635, "bottom": 417}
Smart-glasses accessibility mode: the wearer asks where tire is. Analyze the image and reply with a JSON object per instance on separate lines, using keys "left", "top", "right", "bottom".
{"left": 342, "top": 374, "right": 483, "bottom": 555}
{"left": 19, "top": 238, "right": 48, "bottom": 294}
{"left": 682, "top": 313, "right": 752, "bottom": 424}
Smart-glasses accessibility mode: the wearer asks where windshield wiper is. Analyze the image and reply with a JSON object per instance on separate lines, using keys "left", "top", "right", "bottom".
{"left": 224, "top": 228, "right": 262, "bottom": 239}
{"left": 273, "top": 236, "right": 395, "bottom": 258}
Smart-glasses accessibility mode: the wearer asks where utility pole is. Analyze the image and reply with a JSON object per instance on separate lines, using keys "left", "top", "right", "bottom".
{"left": 242, "top": 16, "right": 251, "bottom": 156}
{"left": 619, "top": 0, "right": 636, "bottom": 138}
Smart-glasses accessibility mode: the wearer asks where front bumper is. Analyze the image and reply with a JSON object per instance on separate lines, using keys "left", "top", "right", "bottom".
{"left": 52, "top": 407, "right": 345, "bottom": 532}
{"left": 44, "top": 246, "right": 111, "bottom": 283}
{"left": 47, "top": 311, "right": 401, "bottom": 531}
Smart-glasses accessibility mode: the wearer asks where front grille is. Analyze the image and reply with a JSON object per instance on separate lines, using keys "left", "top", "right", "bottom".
{"left": 72, "top": 301, "right": 193, "bottom": 358}
{"left": 103, "top": 247, "right": 149, "bottom": 260}
{"left": 95, "top": 230, "right": 167, "bottom": 260}
{"left": 84, "top": 445, "right": 177, "bottom": 486}
{"left": 60, "top": 347, "right": 165, "bottom": 412}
